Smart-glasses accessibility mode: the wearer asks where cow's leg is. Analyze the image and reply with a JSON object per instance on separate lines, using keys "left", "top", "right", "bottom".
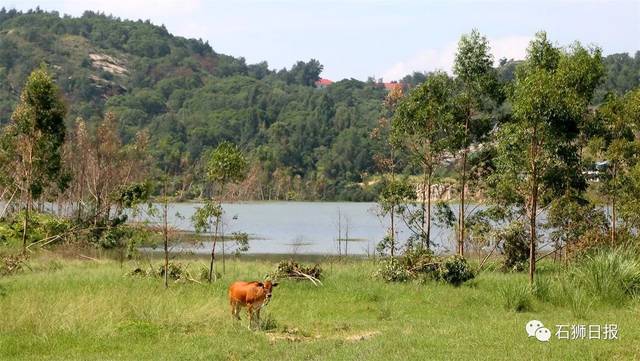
{"left": 255, "top": 307, "right": 261, "bottom": 330}
{"left": 247, "top": 305, "right": 254, "bottom": 330}
{"left": 230, "top": 300, "right": 241, "bottom": 320}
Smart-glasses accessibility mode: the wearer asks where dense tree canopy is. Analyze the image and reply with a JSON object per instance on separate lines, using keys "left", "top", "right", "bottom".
{"left": 0, "top": 9, "right": 637, "bottom": 201}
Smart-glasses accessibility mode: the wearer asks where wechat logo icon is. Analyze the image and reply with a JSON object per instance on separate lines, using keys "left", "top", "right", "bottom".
{"left": 526, "top": 320, "right": 551, "bottom": 342}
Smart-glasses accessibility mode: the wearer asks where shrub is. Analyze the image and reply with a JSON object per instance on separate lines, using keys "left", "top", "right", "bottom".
{"left": 374, "top": 258, "right": 410, "bottom": 282}
{"left": 500, "top": 222, "right": 529, "bottom": 272}
{"left": 157, "top": 262, "right": 187, "bottom": 280}
{"left": 128, "top": 262, "right": 198, "bottom": 282}
{"left": 499, "top": 283, "right": 534, "bottom": 312}
{"left": 437, "top": 255, "right": 475, "bottom": 286}
{"left": 269, "top": 260, "right": 323, "bottom": 281}
{"left": 0, "top": 252, "right": 28, "bottom": 276}
{"left": 0, "top": 211, "right": 73, "bottom": 248}
{"left": 401, "top": 246, "right": 438, "bottom": 277}
{"left": 375, "top": 253, "right": 475, "bottom": 286}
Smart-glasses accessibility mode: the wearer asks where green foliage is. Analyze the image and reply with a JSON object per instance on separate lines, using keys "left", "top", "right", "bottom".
{"left": 0, "top": 211, "right": 72, "bottom": 247}
{"left": 375, "top": 235, "right": 396, "bottom": 256}
{"left": 375, "top": 253, "right": 474, "bottom": 286}
{"left": 499, "top": 222, "right": 529, "bottom": 272}
{"left": 593, "top": 52, "right": 640, "bottom": 102}
{"left": 438, "top": 255, "right": 475, "bottom": 286}
{"left": 206, "top": 142, "right": 248, "bottom": 186}
{"left": 230, "top": 232, "right": 250, "bottom": 255}
{"left": 392, "top": 71, "right": 456, "bottom": 160}
{"left": 433, "top": 201, "right": 456, "bottom": 229}
{"left": 0, "top": 9, "right": 391, "bottom": 201}
{"left": 454, "top": 29, "right": 495, "bottom": 93}
{"left": 500, "top": 33, "right": 603, "bottom": 205}
{"left": 400, "top": 246, "right": 438, "bottom": 277}
{"left": 619, "top": 161, "right": 640, "bottom": 230}
{"left": 0, "top": 10, "right": 635, "bottom": 201}
{"left": 115, "top": 182, "right": 151, "bottom": 209}
{"left": 3, "top": 66, "right": 67, "bottom": 198}
{"left": 269, "top": 259, "right": 323, "bottom": 280}
{"left": 374, "top": 258, "right": 411, "bottom": 283}
{"left": 545, "top": 194, "right": 609, "bottom": 252}
{"left": 590, "top": 89, "right": 640, "bottom": 233}
{"left": 191, "top": 201, "right": 222, "bottom": 233}
{"left": 490, "top": 32, "right": 606, "bottom": 283}
{"left": 377, "top": 177, "right": 415, "bottom": 213}
{"left": 97, "top": 223, "right": 150, "bottom": 254}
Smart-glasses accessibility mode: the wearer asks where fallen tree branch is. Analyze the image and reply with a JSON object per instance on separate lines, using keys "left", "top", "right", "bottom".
{"left": 292, "top": 270, "right": 323, "bottom": 287}
{"left": 26, "top": 226, "right": 82, "bottom": 251}
{"left": 79, "top": 254, "right": 99, "bottom": 262}
{"left": 478, "top": 241, "right": 502, "bottom": 272}
{"left": 536, "top": 244, "right": 566, "bottom": 263}
{"left": 0, "top": 189, "right": 16, "bottom": 218}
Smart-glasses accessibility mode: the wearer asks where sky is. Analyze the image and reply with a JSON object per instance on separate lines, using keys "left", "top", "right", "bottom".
{"left": 2, "top": 0, "right": 639, "bottom": 81}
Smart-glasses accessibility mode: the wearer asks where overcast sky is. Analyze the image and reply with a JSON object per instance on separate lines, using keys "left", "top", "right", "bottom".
{"left": 3, "top": 0, "right": 639, "bottom": 81}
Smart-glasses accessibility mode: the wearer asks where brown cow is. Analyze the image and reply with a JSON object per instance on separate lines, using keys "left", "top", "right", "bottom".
{"left": 228, "top": 280, "right": 278, "bottom": 329}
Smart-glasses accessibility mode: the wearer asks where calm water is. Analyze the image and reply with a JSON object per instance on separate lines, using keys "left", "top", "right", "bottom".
{"left": 139, "top": 202, "right": 459, "bottom": 255}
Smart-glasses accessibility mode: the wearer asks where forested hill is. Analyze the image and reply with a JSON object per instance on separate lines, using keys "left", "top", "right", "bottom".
{"left": 0, "top": 8, "right": 638, "bottom": 200}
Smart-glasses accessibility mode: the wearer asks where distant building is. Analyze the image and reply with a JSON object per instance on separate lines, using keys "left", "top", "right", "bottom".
{"left": 383, "top": 81, "right": 402, "bottom": 92}
{"left": 315, "top": 78, "right": 334, "bottom": 89}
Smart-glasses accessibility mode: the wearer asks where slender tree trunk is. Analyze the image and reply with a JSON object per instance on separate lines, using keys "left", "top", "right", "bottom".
{"left": 426, "top": 171, "right": 432, "bottom": 250}
{"left": 528, "top": 129, "right": 539, "bottom": 286}
{"left": 459, "top": 116, "right": 469, "bottom": 257}
{"left": 345, "top": 217, "right": 349, "bottom": 256}
{"left": 390, "top": 204, "right": 395, "bottom": 257}
{"left": 22, "top": 148, "right": 33, "bottom": 255}
{"left": 163, "top": 185, "right": 169, "bottom": 289}
{"left": 421, "top": 170, "right": 427, "bottom": 249}
{"left": 337, "top": 208, "right": 342, "bottom": 256}
{"left": 22, "top": 193, "right": 30, "bottom": 254}
{"left": 529, "top": 187, "right": 538, "bottom": 286}
{"left": 221, "top": 221, "right": 226, "bottom": 274}
{"left": 611, "top": 162, "right": 617, "bottom": 245}
{"left": 208, "top": 215, "right": 220, "bottom": 283}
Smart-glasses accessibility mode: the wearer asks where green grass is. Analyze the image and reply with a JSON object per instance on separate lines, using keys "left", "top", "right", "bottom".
{"left": 0, "top": 257, "right": 639, "bottom": 360}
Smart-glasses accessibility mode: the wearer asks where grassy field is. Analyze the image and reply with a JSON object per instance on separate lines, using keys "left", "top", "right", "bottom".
{"left": 0, "top": 256, "right": 638, "bottom": 360}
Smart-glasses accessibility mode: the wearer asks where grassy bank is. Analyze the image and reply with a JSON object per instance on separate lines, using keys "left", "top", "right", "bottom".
{"left": 0, "top": 256, "right": 638, "bottom": 360}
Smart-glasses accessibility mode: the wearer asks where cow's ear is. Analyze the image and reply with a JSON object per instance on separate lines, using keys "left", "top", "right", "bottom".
{"left": 272, "top": 282, "right": 279, "bottom": 287}
{"left": 257, "top": 282, "right": 264, "bottom": 288}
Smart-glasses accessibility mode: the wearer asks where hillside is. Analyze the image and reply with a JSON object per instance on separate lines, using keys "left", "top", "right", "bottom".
{"left": 0, "top": 8, "right": 638, "bottom": 200}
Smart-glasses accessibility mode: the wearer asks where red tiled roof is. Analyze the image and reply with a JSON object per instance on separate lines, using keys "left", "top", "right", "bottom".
{"left": 384, "top": 82, "right": 402, "bottom": 91}
{"left": 315, "top": 78, "right": 333, "bottom": 86}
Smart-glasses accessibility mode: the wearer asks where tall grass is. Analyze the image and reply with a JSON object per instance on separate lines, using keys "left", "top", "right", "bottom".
{"left": 569, "top": 247, "right": 640, "bottom": 306}
{"left": 499, "top": 283, "right": 534, "bottom": 312}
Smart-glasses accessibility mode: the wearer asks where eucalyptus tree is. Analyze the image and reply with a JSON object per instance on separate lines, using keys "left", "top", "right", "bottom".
{"left": 451, "top": 29, "right": 499, "bottom": 256}
{"left": 377, "top": 177, "right": 416, "bottom": 257}
{"left": 617, "top": 89, "right": 640, "bottom": 232}
{"left": 392, "top": 72, "right": 456, "bottom": 249}
{"left": 372, "top": 86, "right": 404, "bottom": 247}
{"left": 1, "top": 67, "right": 67, "bottom": 253}
{"left": 590, "top": 89, "right": 640, "bottom": 241}
{"left": 193, "top": 142, "right": 247, "bottom": 282}
{"left": 490, "top": 32, "right": 604, "bottom": 284}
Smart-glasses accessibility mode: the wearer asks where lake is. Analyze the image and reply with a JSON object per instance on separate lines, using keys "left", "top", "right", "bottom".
{"left": 138, "top": 202, "right": 460, "bottom": 256}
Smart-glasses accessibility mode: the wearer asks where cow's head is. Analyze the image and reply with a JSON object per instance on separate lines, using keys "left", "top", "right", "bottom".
{"left": 258, "top": 280, "right": 278, "bottom": 304}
